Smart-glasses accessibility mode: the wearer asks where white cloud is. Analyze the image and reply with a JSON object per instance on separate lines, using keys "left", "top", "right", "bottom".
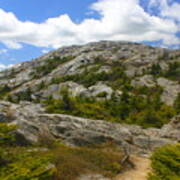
{"left": 0, "top": 49, "right": 7, "bottom": 54}
{"left": 149, "top": 0, "right": 180, "bottom": 21}
{"left": 161, "top": 2, "right": 180, "bottom": 21}
{"left": 42, "top": 49, "right": 50, "bottom": 54}
{"left": 0, "top": 63, "right": 13, "bottom": 71}
{"left": 0, "top": 0, "right": 179, "bottom": 49}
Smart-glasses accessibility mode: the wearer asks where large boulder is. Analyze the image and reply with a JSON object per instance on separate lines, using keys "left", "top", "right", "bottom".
{"left": 131, "top": 75, "right": 155, "bottom": 87}
{"left": 160, "top": 115, "right": 180, "bottom": 141}
{"left": 88, "top": 82, "right": 113, "bottom": 99}
{"left": 78, "top": 174, "right": 111, "bottom": 180}
{"left": 157, "top": 78, "right": 180, "bottom": 105}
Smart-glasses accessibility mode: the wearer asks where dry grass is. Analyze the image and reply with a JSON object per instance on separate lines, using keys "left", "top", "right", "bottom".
{"left": 51, "top": 143, "right": 124, "bottom": 180}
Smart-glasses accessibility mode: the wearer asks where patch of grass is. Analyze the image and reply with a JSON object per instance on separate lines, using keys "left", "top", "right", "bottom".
{"left": 0, "top": 123, "right": 124, "bottom": 180}
{"left": 52, "top": 143, "right": 123, "bottom": 180}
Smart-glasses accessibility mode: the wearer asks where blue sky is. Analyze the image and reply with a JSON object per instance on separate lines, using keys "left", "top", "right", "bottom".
{"left": 0, "top": 0, "right": 179, "bottom": 69}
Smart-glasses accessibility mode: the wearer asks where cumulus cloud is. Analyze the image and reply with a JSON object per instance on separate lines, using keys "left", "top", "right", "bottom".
{"left": 42, "top": 49, "right": 50, "bottom": 54}
{"left": 161, "top": 3, "right": 180, "bottom": 21}
{"left": 0, "top": 49, "right": 7, "bottom": 54}
{"left": 0, "top": 0, "right": 179, "bottom": 49}
{"left": 149, "top": 0, "right": 180, "bottom": 21}
{"left": 0, "top": 63, "right": 13, "bottom": 71}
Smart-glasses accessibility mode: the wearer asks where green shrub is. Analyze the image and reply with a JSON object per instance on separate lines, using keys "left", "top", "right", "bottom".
{"left": 31, "top": 56, "right": 74, "bottom": 79}
{"left": 149, "top": 64, "right": 163, "bottom": 77}
{"left": 165, "top": 62, "right": 180, "bottom": 82}
{"left": 0, "top": 149, "right": 55, "bottom": 180}
{"left": 0, "top": 123, "right": 16, "bottom": 145}
{"left": 45, "top": 85, "right": 176, "bottom": 128}
{"left": 96, "top": 91, "right": 108, "bottom": 98}
{"left": 0, "top": 85, "right": 11, "bottom": 99}
{"left": 0, "top": 123, "right": 55, "bottom": 180}
{"left": 174, "top": 93, "right": 180, "bottom": 113}
{"left": 0, "top": 122, "right": 124, "bottom": 180}
{"left": 149, "top": 144, "right": 180, "bottom": 180}
{"left": 51, "top": 71, "right": 110, "bottom": 88}
{"left": 50, "top": 61, "right": 129, "bottom": 89}
{"left": 147, "top": 62, "right": 180, "bottom": 82}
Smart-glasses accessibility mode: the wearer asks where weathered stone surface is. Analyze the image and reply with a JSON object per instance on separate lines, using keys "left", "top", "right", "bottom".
{"left": 88, "top": 82, "right": 113, "bottom": 99}
{"left": 59, "top": 81, "right": 88, "bottom": 97}
{"left": 157, "top": 78, "right": 180, "bottom": 105}
{"left": 133, "top": 135, "right": 173, "bottom": 150}
{"left": 131, "top": 75, "right": 155, "bottom": 87}
{"left": 0, "top": 101, "right": 178, "bottom": 153}
{"left": 78, "top": 174, "right": 111, "bottom": 180}
{"left": 160, "top": 115, "right": 180, "bottom": 141}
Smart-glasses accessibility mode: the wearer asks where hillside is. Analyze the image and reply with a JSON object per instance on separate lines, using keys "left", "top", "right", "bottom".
{"left": 0, "top": 41, "right": 180, "bottom": 126}
{"left": 0, "top": 41, "right": 180, "bottom": 180}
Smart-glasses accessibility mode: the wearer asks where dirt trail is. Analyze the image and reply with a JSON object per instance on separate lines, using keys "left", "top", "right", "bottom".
{"left": 114, "top": 156, "right": 151, "bottom": 180}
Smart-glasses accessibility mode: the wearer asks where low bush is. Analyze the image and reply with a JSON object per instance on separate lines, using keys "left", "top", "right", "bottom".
{"left": 149, "top": 144, "right": 180, "bottom": 180}
{"left": 0, "top": 85, "right": 11, "bottom": 99}
{"left": 147, "top": 61, "right": 180, "bottom": 82}
{"left": 31, "top": 56, "right": 74, "bottom": 79}
{"left": 174, "top": 93, "right": 180, "bottom": 113}
{"left": 45, "top": 86, "right": 176, "bottom": 128}
{"left": 0, "top": 122, "right": 124, "bottom": 180}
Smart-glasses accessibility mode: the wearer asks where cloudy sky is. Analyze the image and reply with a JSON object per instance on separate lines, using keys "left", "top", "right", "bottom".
{"left": 0, "top": 0, "right": 179, "bottom": 70}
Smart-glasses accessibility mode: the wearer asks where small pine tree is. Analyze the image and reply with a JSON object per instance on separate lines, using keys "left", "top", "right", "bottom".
{"left": 150, "top": 64, "right": 162, "bottom": 76}
{"left": 174, "top": 93, "right": 180, "bottom": 113}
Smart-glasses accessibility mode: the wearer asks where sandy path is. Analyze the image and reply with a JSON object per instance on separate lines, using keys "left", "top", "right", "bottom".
{"left": 114, "top": 156, "right": 151, "bottom": 180}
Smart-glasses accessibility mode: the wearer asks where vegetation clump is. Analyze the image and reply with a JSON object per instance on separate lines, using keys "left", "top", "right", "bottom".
{"left": 147, "top": 61, "right": 180, "bottom": 82}
{"left": 0, "top": 85, "right": 11, "bottom": 99}
{"left": 0, "top": 122, "right": 124, "bottom": 180}
{"left": 45, "top": 86, "right": 176, "bottom": 128}
{"left": 149, "top": 144, "right": 180, "bottom": 180}
{"left": 31, "top": 56, "right": 75, "bottom": 79}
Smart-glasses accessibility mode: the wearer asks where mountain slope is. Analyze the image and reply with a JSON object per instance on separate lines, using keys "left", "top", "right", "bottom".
{"left": 0, "top": 41, "right": 180, "bottom": 180}
{"left": 0, "top": 41, "right": 179, "bottom": 128}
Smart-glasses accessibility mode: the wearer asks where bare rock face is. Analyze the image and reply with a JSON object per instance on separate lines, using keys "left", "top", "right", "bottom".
{"left": 131, "top": 76, "right": 180, "bottom": 106}
{"left": 78, "top": 174, "right": 111, "bottom": 180}
{"left": 41, "top": 81, "right": 114, "bottom": 100}
{"left": 157, "top": 78, "right": 180, "bottom": 106}
{"left": 88, "top": 82, "right": 113, "bottom": 99}
{"left": 0, "top": 101, "right": 179, "bottom": 154}
{"left": 131, "top": 75, "right": 155, "bottom": 87}
{"left": 160, "top": 115, "right": 180, "bottom": 141}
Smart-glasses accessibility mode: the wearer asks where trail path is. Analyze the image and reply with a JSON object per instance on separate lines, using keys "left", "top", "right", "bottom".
{"left": 114, "top": 156, "right": 151, "bottom": 180}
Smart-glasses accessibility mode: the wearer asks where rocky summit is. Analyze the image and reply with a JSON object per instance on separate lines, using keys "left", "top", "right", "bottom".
{"left": 0, "top": 41, "right": 180, "bottom": 179}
